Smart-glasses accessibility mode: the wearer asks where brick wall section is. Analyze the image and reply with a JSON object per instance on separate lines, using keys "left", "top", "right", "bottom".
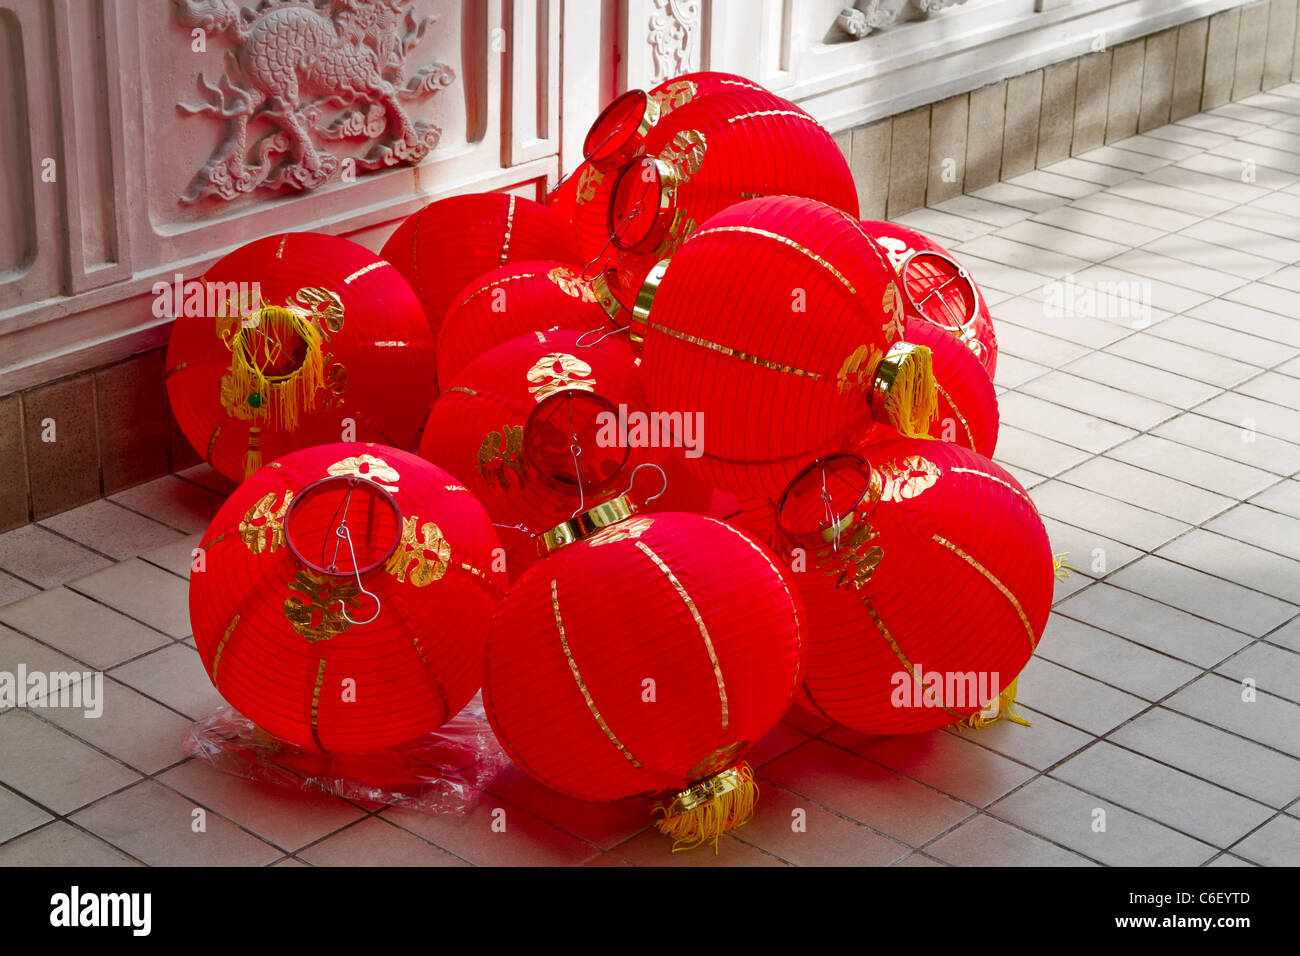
{"left": 1, "top": 2, "right": 1295, "bottom": 532}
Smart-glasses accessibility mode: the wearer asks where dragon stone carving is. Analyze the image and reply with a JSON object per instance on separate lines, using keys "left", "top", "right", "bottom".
{"left": 174, "top": 0, "right": 455, "bottom": 202}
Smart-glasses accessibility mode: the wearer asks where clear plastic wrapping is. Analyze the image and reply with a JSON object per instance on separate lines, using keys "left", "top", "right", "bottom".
{"left": 182, "top": 693, "right": 510, "bottom": 814}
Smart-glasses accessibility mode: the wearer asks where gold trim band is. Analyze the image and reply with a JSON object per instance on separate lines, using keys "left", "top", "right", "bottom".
{"left": 935, "top": 382, "right": 975, "bottom": 449}
{"left": 211, "top": 614, "right": 239, "bottom": 684}
{"left": 689, "top": 225, "right": 857, "bottom": 294}
{"left": 552, "top": 578, "right": 642, "bottom": 768}
{"left": 343, "top": 260, "right": 389, "bottom": 285}
{"left": 862, "top": 598, "right": 964, "bottom": 721}
{"left": 634, "top": 540, "right": 729, "bottom": 731}
{"left": 931, "top": 534, "right": 1037, "bottom": 652}
{"left": 310, "top": 658, "right": 327, "bottom": 751}
{"left": 650, "top": 324, "right": 823, "bottom": 379}
{"left": 948, "top": 467, "right": 1033, "bottom": 508}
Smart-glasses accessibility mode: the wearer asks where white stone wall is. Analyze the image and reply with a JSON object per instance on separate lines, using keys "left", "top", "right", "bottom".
{"left": 0, "top": 0, "right": 1253, "bottom": 394}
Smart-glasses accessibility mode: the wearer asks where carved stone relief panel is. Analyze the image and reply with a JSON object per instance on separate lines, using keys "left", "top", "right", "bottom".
{"left": 648, "top": 0, "right": 702, "bottom": 83}
{"left": 169, "top": 0, "right": 458, "bottom": 204}
{"left": 835, "top": 0, "right": 970, "bottom": 40}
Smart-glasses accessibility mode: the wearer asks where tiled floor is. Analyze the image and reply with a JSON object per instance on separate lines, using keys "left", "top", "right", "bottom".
{"left": 3, "top": 93, "right": 1300, "bottom": 866}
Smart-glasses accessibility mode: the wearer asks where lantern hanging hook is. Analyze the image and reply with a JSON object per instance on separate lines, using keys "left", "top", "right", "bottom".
{"left": 580, "top": 201, "right": 645, "bottom": 281}
{"left": 575, "top": 324, "right": 630, "bottom": 348}
{"left": 820, "top": 464, "right": 842, "bottom": 553}
{"left": 566, "top": 394, "right": 588, "bottom": 519}
{"left": 622, "top": 461, "right": 668, "bottom": 504}
{"left": 334, "top": 522, "right": 382, "bottom": 626}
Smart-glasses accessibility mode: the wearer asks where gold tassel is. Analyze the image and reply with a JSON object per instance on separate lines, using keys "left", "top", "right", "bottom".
{"left": 1053, "top": 552, "right": 1079, "bottom": 581}
{"left": 243, "top": 426, "right": 263, "bottom": 478}
{"left": 959, "top": 676, "right": 1032, "bottom": 729}
{"left": 653, "top": 763, "right": 758, "bottom": 854}
{"left": 228, "top": 305, "right": 326, "bottom": 433}
{"left": 883, "top": 344, "right": 938, "bottom": 438}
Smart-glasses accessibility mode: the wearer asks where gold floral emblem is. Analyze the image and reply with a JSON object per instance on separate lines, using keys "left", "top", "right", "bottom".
{"left": 326, "top": 454, "right": 400, "bottom": 491}
{"left": 526, "top": 352, "right": 596, "bottom": 402}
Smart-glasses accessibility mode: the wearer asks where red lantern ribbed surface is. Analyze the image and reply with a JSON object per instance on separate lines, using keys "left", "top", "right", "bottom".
{"left": 860, "top": 220, "right": 999, "bottom": 381}
{"left": 607, "top": 88, "right": 859, "bottom": 296}
{"left": 164, "top": 232, "right": 435, "bottom": 482}
{"left": 381, "top": 193, "right": 581, "bottom": 347}
{"left": 566, "top": 73, "right": 779, "bottom": 267}
{"left": 436, "top": 260, "right": 611, "bottom": 386}
{"left": 641, "top": 196, "right": 920, "bottom": 498}
{"left": 420, "top": 330, "right": 709, "bottom": 577}
{"left": 190, "top": 443, "right": 506, "bottom": 753}
{"left": 483, "top": 506, "right": 804, "bottom": 802}
{"left": 862, "top": 319, "right": 999, "bottom": 458}
{"left": 768, "top": 439, "right": 1052, "bottom": 735}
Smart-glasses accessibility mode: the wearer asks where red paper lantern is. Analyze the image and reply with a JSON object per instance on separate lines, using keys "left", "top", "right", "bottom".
{"left": 860, "top": 319, "right": 999, "bottom": 458}
{"left": 606, "top": 88, "right": 859, "bottom": 299}
{"left": 436, "top": 260, "right": 611, "bottom": 386}
{"left": 380, "top": 193, "right": 581, "bottom": 348}
{"left": 640, "top": 196, "right": 937, "bottom": 498}
{"left": 563, "top": 73, "right": 780, "bottom": 267}
{"left": 761, "top": 439, "right": 1053, "bottom": 735}
{"left": 165, "top": 232, "right": 436, "bottom": 481}
{"left": 860, "top": 220, "right": 999, "bottom": 381}
{"left": 420, "top": 330, "right": 709, "bottom": 578}
{"left": 483, "top": 496, "right": 804, "bottom": 849}
{"left": 190, "top": 443, "right": 507, "bottom": 753}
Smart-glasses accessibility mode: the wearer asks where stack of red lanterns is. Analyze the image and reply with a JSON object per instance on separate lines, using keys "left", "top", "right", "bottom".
{"left": 172, "top": 67, "right": 1057, "bottom": 855}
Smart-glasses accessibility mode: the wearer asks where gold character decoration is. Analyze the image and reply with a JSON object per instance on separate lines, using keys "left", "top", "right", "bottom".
{"left": 835, "top": 343, "right": 883, "bottom": 394}
{"left": 476, "top": 425, "right": 528, "bottom": 487}
{"left": 575, "top": 165, "right": 605, "bottom": 205}
{"left": 284, "top": 568, "right": 360, "bottom": 642}
{"left": 293, "top": 286, "right": 345, "bottom": 337}
{"left": 649, "top": 79, "right": 698, "bottom": 117}
{"left": 814, "top": 520, "right": 884, "bottom": 591}
{"left": 667, "top": 129, "right": 707, "bottom": 178}
{"left": 239, "top": 490, "right": 295, "bottom": 554}
{"left": 873, "top": 455, "right": 942, "bottom": 503}
{"left": 881, "top": 281, "right": 906, "bottom": 340}
{"left": 385, "top": 516, "right": 452, "bottom": 587}
{"left": 547, "top": 266, "right": 599, "bottom": 303}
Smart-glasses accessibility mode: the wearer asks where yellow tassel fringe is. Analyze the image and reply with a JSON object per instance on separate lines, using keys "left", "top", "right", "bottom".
{"left": 243, "top": 426, "right": 264, "bottom": 479}
{"left": 884, "top": 344, "right": 939, "bottom": 438}
{"left": 1053, "top": 552, "right": 1079, "bottom": 581}
{"left": 959, "top": 677, "right": 1032, "bottom": 729}
{"left": 228, "top": 305, "right": 326, "bottom": 435}
{"left": 653, "top": 763, "right": 759, "bottom": 855}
